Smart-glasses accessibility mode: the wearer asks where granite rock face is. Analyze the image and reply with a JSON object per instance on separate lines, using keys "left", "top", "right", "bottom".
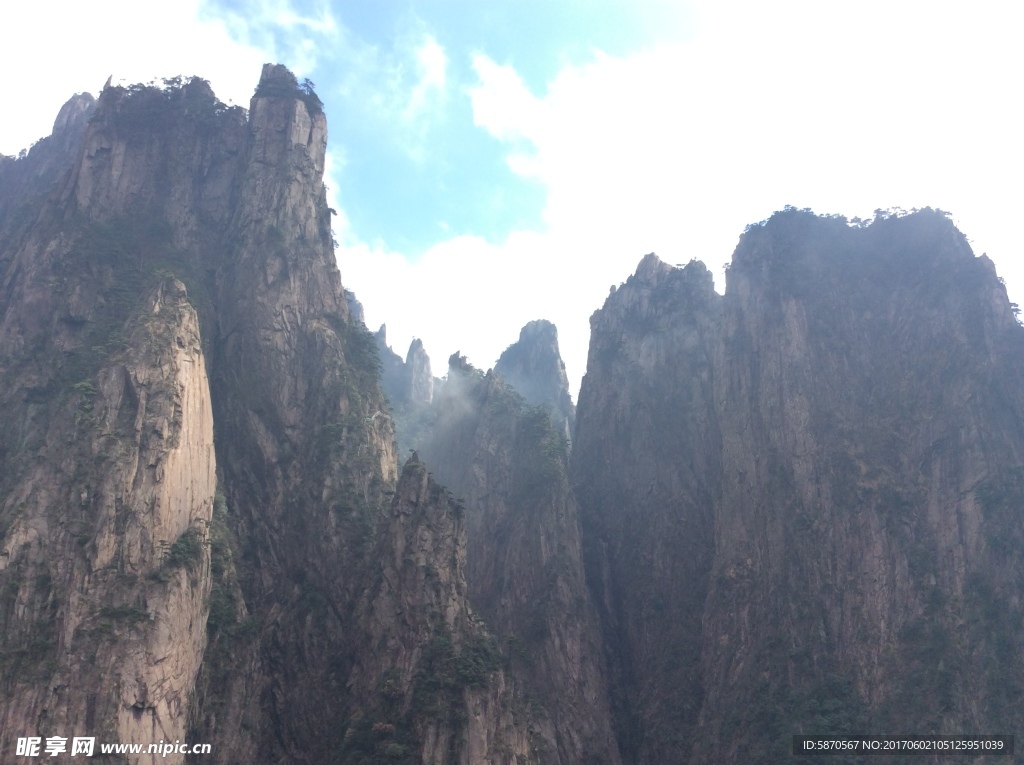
{"left": 574, "top": 209, "right": 1024, "bottom": 764}
{"left": 0, "top": 92, "right": 97, "bottom": 282}
{"left": 345, "top": 454, "right": 536, "bottom": 764}
{"left": 189, "top": 63, "right": 398, "bottom": 763}
{"left": 4, "top": 65, "right": 1024, "bottom": 765}
{"left": 0, "top": 277, "right": 216, "bottom": 765}
{"left": 573, "top": 255, "right": 720, "bottom": 765}
{"left": 495, "top": 320, "right": 576, "bottom": 444}
{"left": 0, "top": 65, "right": 536, "bottom": 765}
{"left": 414, "top": 354, "right": 622, "bottom": 765}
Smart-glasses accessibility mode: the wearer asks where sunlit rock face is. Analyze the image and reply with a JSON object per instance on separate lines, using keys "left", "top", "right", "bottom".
{"left": 0, "top": 64, "right": 396, "bottom": 764}
{"left": 574, "top": 210, "right": 1024, "bottom": 764}
{"left": 0, "top": 278, "right": 216, "bottom": 765}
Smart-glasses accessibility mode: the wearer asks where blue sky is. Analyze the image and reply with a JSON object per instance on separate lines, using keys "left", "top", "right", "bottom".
{"left": 191, "top": 0, "right": 693, "bottom": 250}
{"left": 2, "top": 1, "right": 1022, "bottom": 396}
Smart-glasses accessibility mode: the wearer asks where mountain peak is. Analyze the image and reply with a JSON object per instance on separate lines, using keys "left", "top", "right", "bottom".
{"left": 253, "top": 62, "right": 324, "bottom": 116}
{"left": 495, "top": 319, "right": 575, "bottom": 442}
{"left": 517, "top": 318, "right": 558, "bottom": 342}
{"left": 257, "top": 62, "right": 299, "bottom": 92}
{"left": 633, "top": 251, "right": 672, "bottom": 283}
{"left": 405, "top": 338, "right": 433, "bottom": 406}
{"left": 51, "top": 93, "right": 96, "bottom": 136}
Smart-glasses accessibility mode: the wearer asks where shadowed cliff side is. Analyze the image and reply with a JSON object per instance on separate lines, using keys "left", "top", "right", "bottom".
{"left": 573, "top": 209, "right": 1024, "bottom": 765}
{"left": 344, "top": 453, "right": 536, "bottom": 764}
{"left": 695, "top": 209, "right": 1024, "bottom": 763}
{"left": 415, "top": 353, "right": 621, "bottom": 765}
{"left": 183, "top": 64, "right": 397, "bottom": 763}
{"left": 572, "top": 256, "right": 722, "bottom": 765}
{"left": 0, "top": 92, "right": 95, "bottom": 253}
{"left": 494, "top": 320, "right": 576, "bottom": 444}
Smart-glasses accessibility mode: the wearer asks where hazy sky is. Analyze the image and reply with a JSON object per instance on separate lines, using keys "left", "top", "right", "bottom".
{"left": 2, "top": 0, "right": 1021, "bottom": 396}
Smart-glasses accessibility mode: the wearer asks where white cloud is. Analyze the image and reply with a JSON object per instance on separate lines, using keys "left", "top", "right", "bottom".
{"left": 343, "top": 0, "right": 1024, "bottom": 398}
{"left": 405, "top": 36, "right": 447, "bottom": 122}
{"left": 338, "top": 227, "right": 614, "bottom": 397}
{"left": 5, "top": 0, "right": 1021, "bottom": 400}
{"left": 320, "top": 22, "right": 449, "bottom": 162}
{"left": 467, "top": 55, "right": 540, "bottom": 144}
{"left": 0, "top": 0, "right": 357, "bottom": 156}
{"left": 0, "top": 0, "right": 276, "bottom": 155}
{"left": 205, "top": 0, "right": 340, "bottom": 76}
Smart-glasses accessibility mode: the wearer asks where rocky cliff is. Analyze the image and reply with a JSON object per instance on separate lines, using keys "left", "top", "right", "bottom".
{"left": 0, "top": 65, "right": 536, "bottom": 765}
{"left": 494, "top": 320, "right": 575, "bottom": 444}
{"left": 0, "top": 92, "right": 95, "bottom": 244}
{"left": 375, "top": 321, "right": 618, "bottom": 764}
{"left": 573, "top": 255, "right": 720, "bottom": 765}
{"left": 344, "top": 453, "right": 535, "bottom": 764}
{"left": 4, "top": 65, "right": 1023, "bottom": 765}
{"left": 0, "top": 76, "right": 230, "bottom": 763}
{"left": 412, "top": 352, "right": 620, "bottom": 765}
{"left": 375, "top": 328, "right": 436, "bottom": 410}
{"left": 574, "top": 208, "right": 1024, "bottom": 764}
{"left": 0, "top": 277, "right": 215, "bottom": 765}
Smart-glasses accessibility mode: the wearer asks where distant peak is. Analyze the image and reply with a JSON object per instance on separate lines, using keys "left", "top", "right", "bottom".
{"left": 405, "top": 340, "right": 433, "bottom": 406}
{"left": 257, "top": 63, "right": 299, "bottom": 92}
{"left": 447, "top": 352, "right": 476, "bottom": 376}
{"left": 633, "top": 252, "right": 672, "bottom": 283}
{"left": 343, "top": 289, "right": 365, "bottom": 326}
{"left": 495, "top": 320, "right": 575, "bottom": 439}
{"left": 51, "top": 93, "right": 96, "bottom": 136}
{"left": 518, "top": 319, "right": 558, "bottom": 343}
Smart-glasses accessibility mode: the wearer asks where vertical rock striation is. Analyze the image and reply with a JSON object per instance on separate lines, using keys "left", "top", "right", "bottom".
{"left": 0, "top": 277, "right": 216, "bottom": 765}
{"left": 695, "top": 210, "right": 1024, "bottom": 763}
{"left": 345, "top": 453, "right": 535, "bottom": 764}
{"left": 417, "top": 353, "right": 621, "bottom": 765}
{"left": 573, "top": 209, "right": 1024, "bottom": 764}
{"left": 494, "top": 320, "right": 576, "bottom": 444}
{"left": 188, "top": 63, "right": 397, "bottom": 763}
{"left": 0, "top": 65, "right": 397, "bottom": 764}
{"left": 573, "top": 256, "right": 721, "bottom": 765}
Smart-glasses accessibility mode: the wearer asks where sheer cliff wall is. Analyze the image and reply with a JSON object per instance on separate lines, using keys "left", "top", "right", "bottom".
{"left": 0, "top": 66, "right": 535, "bottom": 764}
{"left": 573, "top": 209, "right": 1024, "bottom": 765}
